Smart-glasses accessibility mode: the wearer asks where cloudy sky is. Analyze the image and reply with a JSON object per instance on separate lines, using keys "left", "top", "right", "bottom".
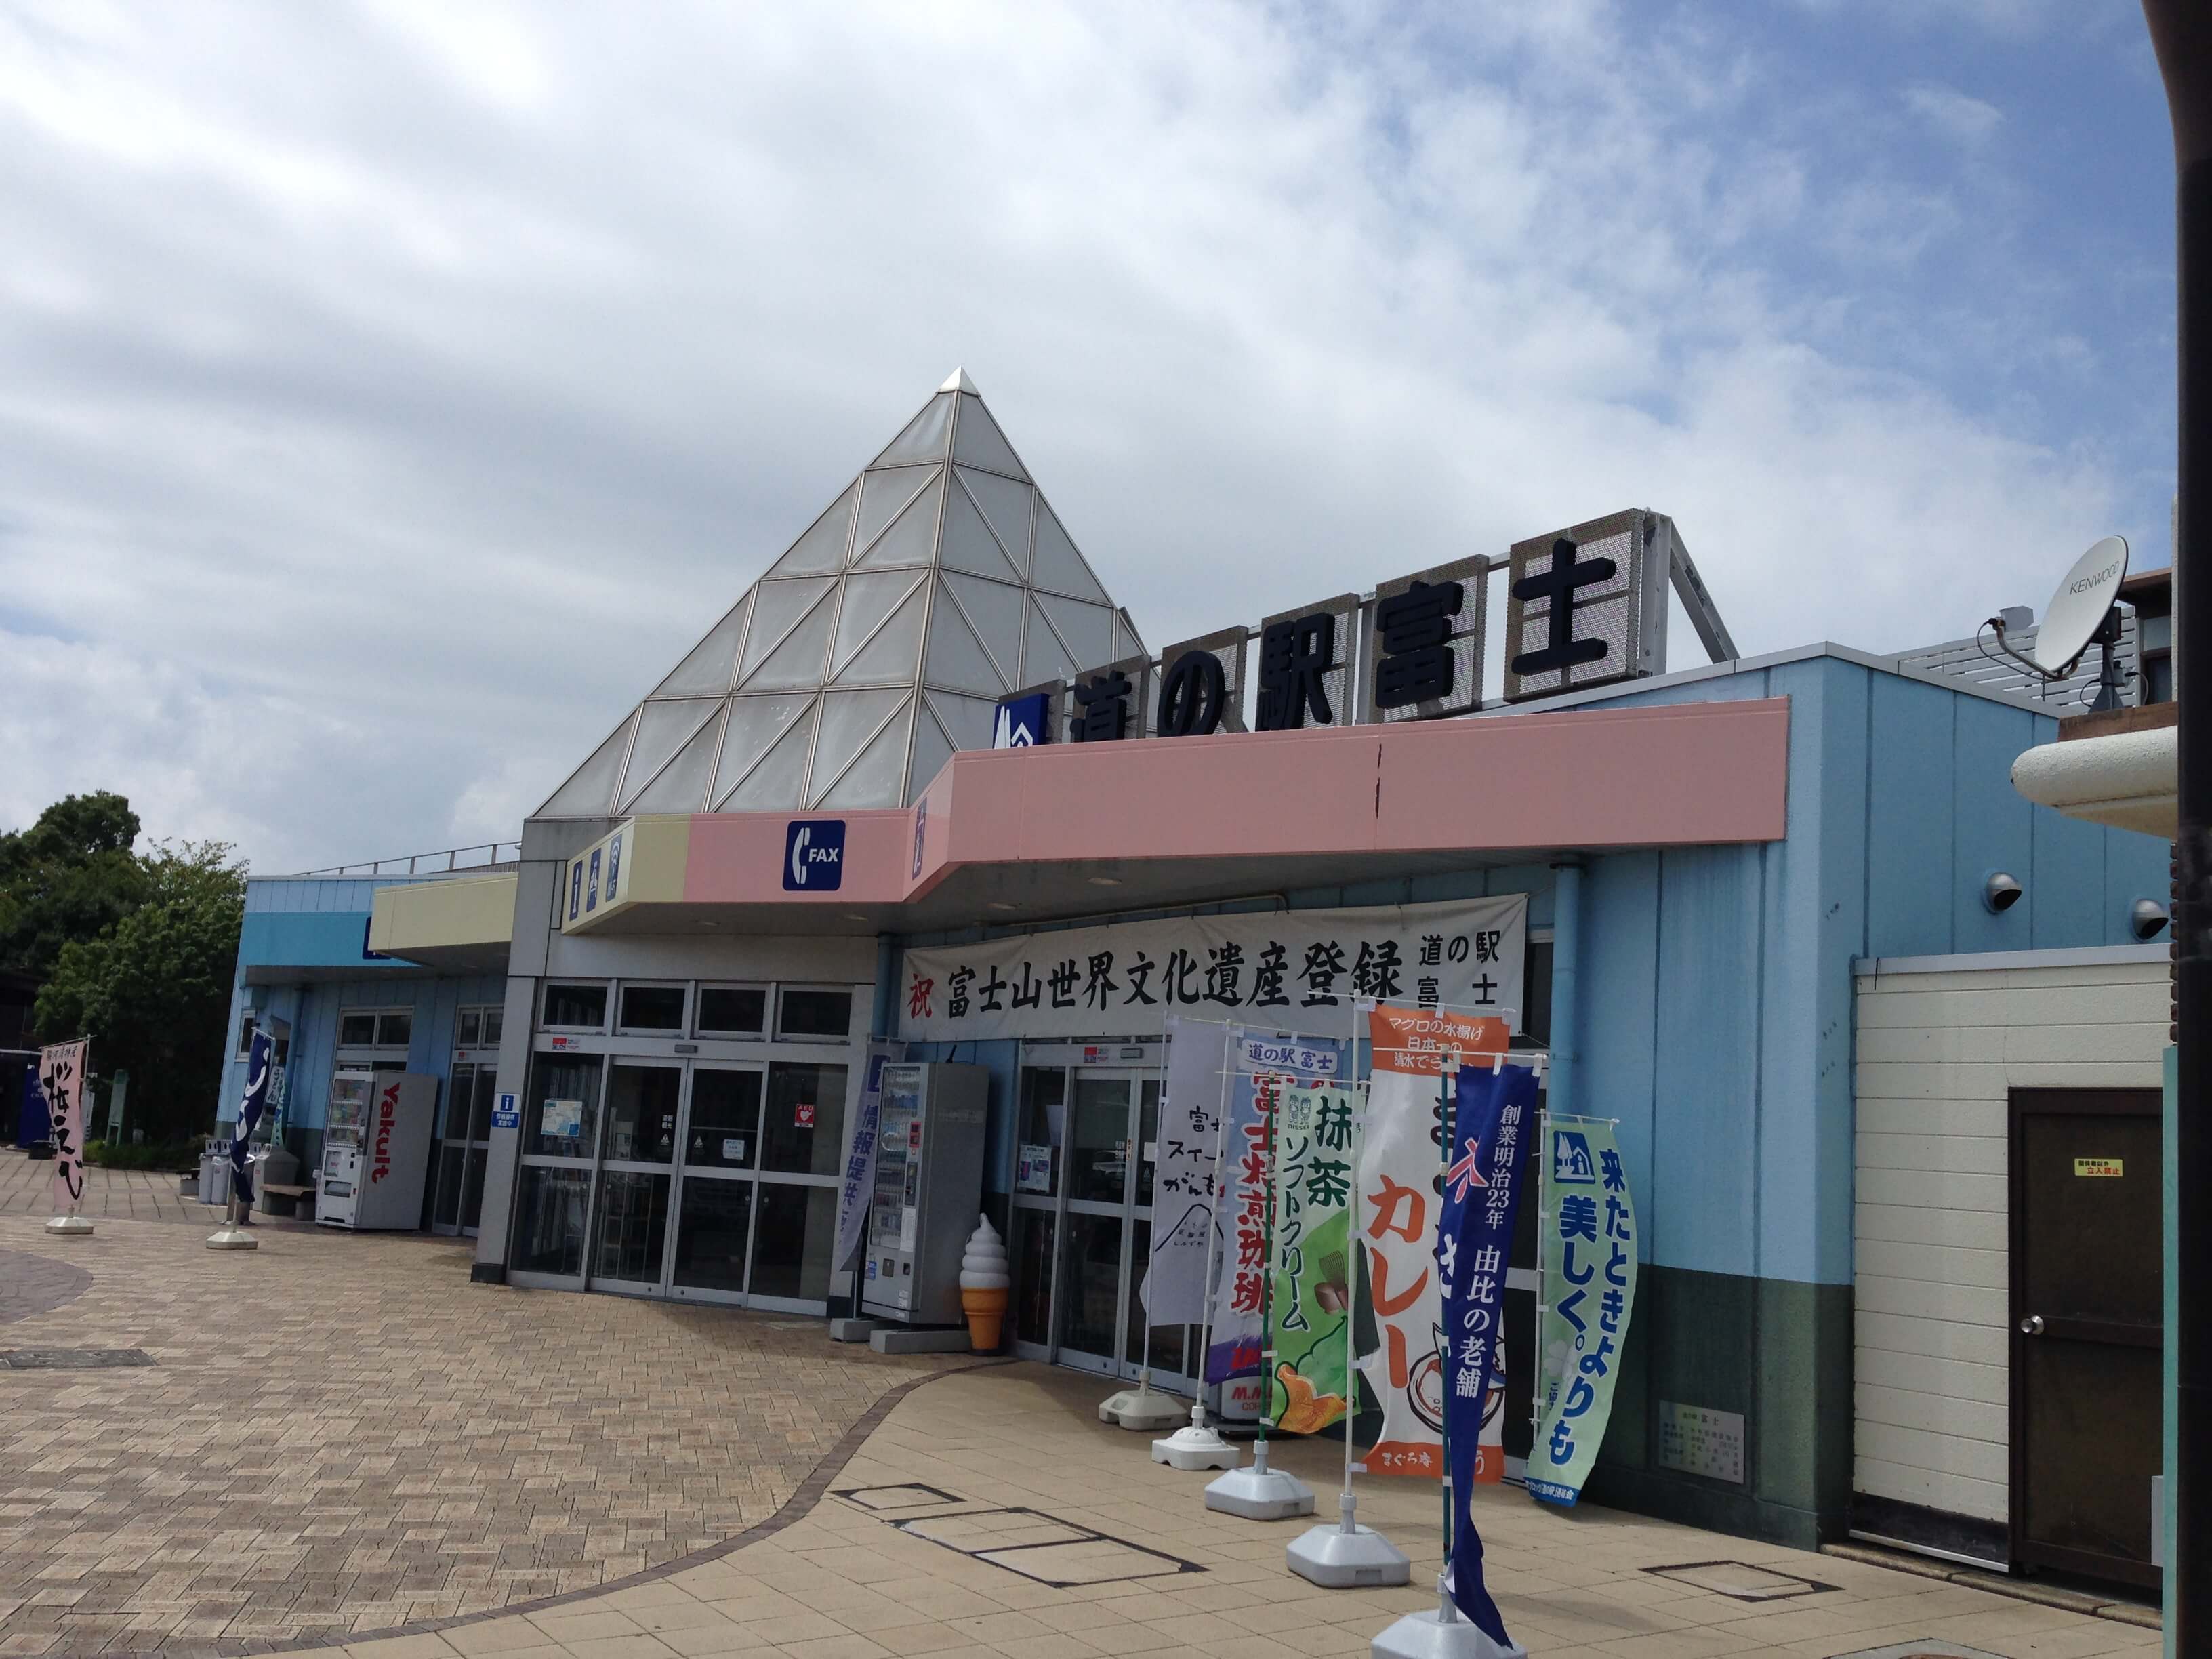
{"left": 0, "top": 1, "right": 2177, "bottom": 872}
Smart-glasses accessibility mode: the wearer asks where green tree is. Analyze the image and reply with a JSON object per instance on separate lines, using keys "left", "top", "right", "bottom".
{"left": 36, "top": 840, "right": 245, "bottom": 1143}
{"left": 0, "top": 792, "right": 148, "bottom": 981}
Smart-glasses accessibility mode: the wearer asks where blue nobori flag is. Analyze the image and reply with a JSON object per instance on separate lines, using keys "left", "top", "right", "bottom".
{"left": 1437, "top": 1061, "right": 1539, "bottom": 1651}
{"left": 230, "top": 1028, "right": 275, "bottom": 1207}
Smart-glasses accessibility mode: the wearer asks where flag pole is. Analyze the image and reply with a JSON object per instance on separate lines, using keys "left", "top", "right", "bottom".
{"left": 1152, "top": 1027, "right": 1241, "bottom": 1470}
{"left": 1103, "top": 1032, "right": 1183, "bottom": 1430}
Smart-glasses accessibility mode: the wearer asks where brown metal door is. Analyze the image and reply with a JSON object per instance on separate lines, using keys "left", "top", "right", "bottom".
{"left": 2008, "top": 1088, "right": 2163, "bottom": 1587}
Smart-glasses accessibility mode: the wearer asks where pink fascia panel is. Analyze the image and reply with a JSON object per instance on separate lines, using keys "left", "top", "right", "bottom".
{"left": 682, "top": 808, "right": 914, "bottom": 905}
{"left": 678, "top": 697, "right": 1790, "bottom": 909}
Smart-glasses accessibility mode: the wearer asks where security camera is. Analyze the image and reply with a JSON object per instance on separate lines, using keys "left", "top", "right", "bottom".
{"left": 2131, "top": 898, "right": 2171, "bottom": 942}
{"left": 1983, "top": 873, "right": 2023, "bottom": 914}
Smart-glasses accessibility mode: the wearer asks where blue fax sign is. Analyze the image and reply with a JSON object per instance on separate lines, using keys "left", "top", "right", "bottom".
{"left": 784, "top": 819, "right": 847, "bottom": 891}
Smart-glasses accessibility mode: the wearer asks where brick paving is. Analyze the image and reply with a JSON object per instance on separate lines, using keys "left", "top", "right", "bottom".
{"left": 0, "top": 1163, "right": 224, "bottom": 1226}
{"left": 247, "top": 1364, "right": 2162, "bottom": 1659}
{"left": 0, "top": 1210, "right": 963, "bottom": 1659}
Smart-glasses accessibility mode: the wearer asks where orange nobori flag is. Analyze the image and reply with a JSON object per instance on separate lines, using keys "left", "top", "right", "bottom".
{"left": 1365, "top": 1002, "right": 1509, "bottom": 1076}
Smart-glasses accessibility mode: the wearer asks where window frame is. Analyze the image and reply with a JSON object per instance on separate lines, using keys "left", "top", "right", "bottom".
{"left": 694, "top": 982, "right": 771, "bottom": 1039}
{"left": 615, "top": 981, "right": 691, "bottom": 1038}
{"left": 540, "top": 981, "right": 611, "bottom": 1034}
{"left": 774, "top": 983, "right": 857, "bottom": 1044}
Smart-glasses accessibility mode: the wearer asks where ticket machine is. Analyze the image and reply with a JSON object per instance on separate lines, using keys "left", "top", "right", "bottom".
{"left": 861, "top": 1063, "right": 987, "bottom": 1324}
{"left": 319, "top": 1070, "right": 436, "bottom": 1229}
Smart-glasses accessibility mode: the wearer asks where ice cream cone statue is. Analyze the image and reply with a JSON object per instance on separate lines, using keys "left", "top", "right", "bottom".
{"left": 958, "top": 1214, "right": 1010, "bottom": 1350}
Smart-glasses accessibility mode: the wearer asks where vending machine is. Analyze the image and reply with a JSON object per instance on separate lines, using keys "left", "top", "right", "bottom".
{"left": 861, "top": 1063, "right": 987, "bottom": 1324}
{"left": 319, "top": 1070, "right": 437, "bottom": 1230}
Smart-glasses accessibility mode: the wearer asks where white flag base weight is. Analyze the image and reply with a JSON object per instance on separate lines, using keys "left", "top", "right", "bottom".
{"left": 205, "top": 1227, "right": 260, "bottom": 1250}
{"left": 1152, "top": 1403, "right": 1239, "bottom": 1471}
{"left": 1288, "top": 1494, "right": 1411, "bottom": 1586}
{"left": 1101, "top": 1386, "right": 1187, "bottom": 1431}
{"left": 1203, "top": 1439, "right": 1315, "bottom": 1520}
{"left": 44, "top": 1215, "right": 94, "bottom": 1237}
{"left": 1373, "top": 1577, "right": 1526, "bottom": 1659}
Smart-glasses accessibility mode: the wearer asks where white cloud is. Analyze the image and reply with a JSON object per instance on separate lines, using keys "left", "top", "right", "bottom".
{"left": 1904, "top": 82, "right": 2005, "bottom": 146}
{"left": 0, "top": 0, "right": 2153, "bottom": 871}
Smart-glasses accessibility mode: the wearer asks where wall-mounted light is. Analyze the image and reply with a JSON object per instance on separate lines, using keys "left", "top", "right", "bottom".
{"left": 2133, "top": 898, "right": 2171, "bottom": 941}
{"left": 1088, "top": 876, "right": 1123, "bottom": 887}
{"left": 1983, "top": 872, "right": 2024, "bottom": 914}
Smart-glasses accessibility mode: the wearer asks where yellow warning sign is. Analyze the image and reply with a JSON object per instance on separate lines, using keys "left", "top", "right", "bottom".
{"left": 2074, "top": 1158, "right": 2125, "bottom": 1179}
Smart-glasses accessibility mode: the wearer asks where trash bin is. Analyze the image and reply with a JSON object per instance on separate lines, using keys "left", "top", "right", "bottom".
{"left": 199, "top": 1148, "right": 231, "bottom": 1210}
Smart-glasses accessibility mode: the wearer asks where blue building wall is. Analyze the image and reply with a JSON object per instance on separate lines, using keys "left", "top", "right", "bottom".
{"left": 218, "top": 878, "right": 504, "bottom": 1162}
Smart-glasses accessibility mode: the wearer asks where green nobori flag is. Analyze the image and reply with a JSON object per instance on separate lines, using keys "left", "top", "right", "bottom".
{"left": 1528, "top": 1117, "right": 1638, "bottom": 1506}
{"left": 1267, "top": 1082, "right": 1359, "bottom": 1434}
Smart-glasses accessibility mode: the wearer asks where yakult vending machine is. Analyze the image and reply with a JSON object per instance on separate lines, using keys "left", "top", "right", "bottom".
{"left": 319, "top": 1070, "right": 436, "bottom": 1229}
{"left": 861, "top": 1063, "right": 987, "bottom": 1324}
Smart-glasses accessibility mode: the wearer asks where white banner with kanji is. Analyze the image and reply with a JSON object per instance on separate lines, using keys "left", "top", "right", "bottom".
{"left": 899, "top": 896, "right": 1526, "bottom": 1044}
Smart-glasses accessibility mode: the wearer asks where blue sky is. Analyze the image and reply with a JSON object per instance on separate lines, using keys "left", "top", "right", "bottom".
{"left": 0, "top": 1, "right": 2184, "bottom": 869}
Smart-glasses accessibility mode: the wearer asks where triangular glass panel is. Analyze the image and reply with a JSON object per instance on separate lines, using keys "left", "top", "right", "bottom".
{"left": 820, "top": 701, "right": 915, "bottom": 809}
{"left": 927, "top": 689, "right": 1003, "bottom": 752}
{"left": 626, "top": 704, "right": 726, "bottom": 813}
{"left": 907, "top": 702, "right": 955, "bottom": 796}
{"left": 869, "top": 393, "right": 954, "bottom": 469}
{"left": 834, "top": 581, "right": 928, "bottom": 686}
{"left": 537, "top": 712, "right": 636, "bottom": 817}
{"left": 854, "top": 465, "right": 938, "bottom": 557}
{"left": 620, "top": 699, "right": 719, "bottom": 806}
{"left": 739, "top": 585, "right": 836, "bottom": 691}
{"left": 806, "top": 689, "right": 905, "bottom": 805}
{"left": 737, "top": 578, "right": 835, "bottom": 682}
{"left": 720, "top": 699, "right": 817, "bottom": 811}
{"left": 766, "top": 482, "right": 857, "bottom": 578}
{"left": 951, "top": 394, "right": 1029, "bottom": 480}
{"left": 853, "top": 473, "right": 943, "bottom": 571}
{"left": 1113, "top": 609, "right": 1147, "bottom": 661}
{"left": 943, "top": 571, "right": 1027, "bottom": 686}
{"left": 710, "top": 693, "right": 814, "bottom": 802}
{"left": 830, "top": 571, "right": 926, "bottom": 677}
{"left": 958, "top": 468, "right": 1033, "bottom": 579}
{"left": 651, "top": 594, "right": 751, "bottom": 699}
{"left": 1021, "top": 596, "right": 1080, "bottom": 684}
{"left": 940, "top": 473, "right": 1023, "bottom": 580}
{"left": 1037, "top": 592, "right": 1115, "bottom": 672}
{"left": 923, "top": 584, "right": 1008, "bottom": 695}
{"left": 1030, "top": 502, "right": 1111, "bottom": 602}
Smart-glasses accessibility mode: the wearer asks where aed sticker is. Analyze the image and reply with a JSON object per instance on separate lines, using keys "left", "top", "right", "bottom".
{"left": 794, "top": 1103, "right": 815, "bottom": 1128}
{"left": 2074, "top": 1157, "right": 2125, "bottom": 1178}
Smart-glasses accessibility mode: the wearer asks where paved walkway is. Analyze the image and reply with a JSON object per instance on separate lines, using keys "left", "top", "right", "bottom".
{"left": 253, "top": 1365, "right": 2160, "bottom": 1659}
{"left": 0, "top": 1214, "right": 962, "bottom": 1658}
{"left": 0, "top": 1163, "right": 224, "bottom": 1225}
{"left": 0, "top": 1197, "right": 2165, "bottom": 1659}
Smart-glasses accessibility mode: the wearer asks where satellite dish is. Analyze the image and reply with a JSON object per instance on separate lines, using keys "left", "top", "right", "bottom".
{"left": 2031, "top": 535, "right": 2129, "bottom": 674}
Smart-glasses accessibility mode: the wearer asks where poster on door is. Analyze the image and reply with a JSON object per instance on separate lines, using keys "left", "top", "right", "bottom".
{"left": 1355, "top": 1002, "right": 1509, "bottom": 1477}
{"left": 1267, "top": 1081, "right": 1359, "bottom": 1434}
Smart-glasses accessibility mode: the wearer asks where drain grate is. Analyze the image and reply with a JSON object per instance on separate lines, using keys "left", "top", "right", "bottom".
{"left": 0, "top": 1349, "right": 155, "bottom": 1370}
{"left": 1825, "top": 1645, "right": 2007, "bottom": 1659}
{"left": 1646, "top": 1560, "right": 1835, "bottom": 1601}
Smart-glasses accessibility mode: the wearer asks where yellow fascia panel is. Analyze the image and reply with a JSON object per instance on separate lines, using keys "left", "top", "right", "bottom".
{"left": 369, "top": 872, "right": 518, "bottom": 955}
{"left": 560, "top": 816, "right": 689, "bottom": 933}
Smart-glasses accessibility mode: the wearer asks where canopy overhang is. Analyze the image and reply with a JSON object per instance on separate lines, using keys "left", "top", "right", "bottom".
{"left": 562, "top": 698, "right": 1793, "bottom": 937}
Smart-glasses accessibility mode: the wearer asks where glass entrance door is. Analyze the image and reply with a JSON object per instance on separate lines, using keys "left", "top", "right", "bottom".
{"left": 1010, "top": 1059, "right": 1189, "bottom": 1387}
{"left": 668, "top": 1065, "right": 764, "bottom": 1303}
{"left": 587, "top": 1060, "right": 680, "bottom": 1293}
{"left": 430, "top": 1063, "right": 496, "bottom": 1237}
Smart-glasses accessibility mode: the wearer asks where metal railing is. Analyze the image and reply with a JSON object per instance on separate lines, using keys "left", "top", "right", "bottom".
{"left": 291, "top": 842, "right": 522, "bottom": 878}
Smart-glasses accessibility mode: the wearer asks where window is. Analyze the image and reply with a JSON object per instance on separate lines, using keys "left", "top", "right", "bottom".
{"left": 483, "top": 1004, "right": 505, "bottom": 1046}
{"left": 541, "top": 983, "right": 608, "bottom": 1031}
{"left": 376, "top": 1011, "right": 413, "bottom": 1047}
{"left": 618, "top": 984, "right": 687, "bottom": 1033}
{"left": 236, "top": 1013, "right": 258, "bottom": 1058}
{"left": 340, "top": 1008, "right": 413, "bottom": 1048}
{"left": 776, "top": 987, "right": 853, "bottom": 1041}
{"left": 457, "top": 1007, "right": 482, "bottom": 1047}
{"left": 339, "top": 1012, "right": 377, "bottom": 1046}
{"left": 761, "top": 1062, "right": 848, "bottom": 1175}
{"left": 696, "top": 985, "right": 768, "bottom": 1036}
